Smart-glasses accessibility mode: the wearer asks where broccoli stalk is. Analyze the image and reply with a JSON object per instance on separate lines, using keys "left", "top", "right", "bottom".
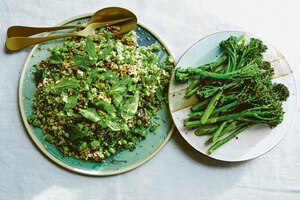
{"left": 175, "top": 55, "right": 227, "bottom": 83}
{"left": 174, "top": 35, "right": 289, "bottom": 154}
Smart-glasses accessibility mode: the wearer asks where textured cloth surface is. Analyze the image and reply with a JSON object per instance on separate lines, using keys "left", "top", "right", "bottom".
{"left": 1, "top": 0, "right": 300, "bottom": 199}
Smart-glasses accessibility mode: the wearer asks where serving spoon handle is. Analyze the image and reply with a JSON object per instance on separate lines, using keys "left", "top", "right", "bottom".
{"left": 7, "top": 25, "right": 85, "bottom": 37}
{"left": 6, "top": 16, "right": 136, "bottom": 51}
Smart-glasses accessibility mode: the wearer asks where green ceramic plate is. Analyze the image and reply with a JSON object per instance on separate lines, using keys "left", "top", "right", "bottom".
{"left": 19, "top": 14, "right": 174, "bottom": 176}
{"left": 169, "top": 31, "right": 297, "bottom": 162}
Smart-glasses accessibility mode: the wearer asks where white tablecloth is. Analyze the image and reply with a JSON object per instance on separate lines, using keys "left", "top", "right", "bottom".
{"left": 1, "top": 0, "right": 300, "bottom": 199}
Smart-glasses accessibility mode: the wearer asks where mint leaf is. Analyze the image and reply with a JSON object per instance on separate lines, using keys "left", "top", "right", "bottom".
{"left": 65, "top": 124, "right": 90, "bottom": 141}
{"left": 64, "top": 95, "right": 79, "bottom": 110}
{"left": 99, "top": 47, "right": 113, "bottom": 59}
{"left": 100, "top": 70, "right": 117, "bottom": 81}
{"left": 74, "top": 38, "right": 97, "bottom": 69}
{"left": 79, "top": 108, "right": 102, "bottom": 122}
{"left": 110, "top": 76, "right": 130, "bottom": 96}
{"left": 74, "top": 55, "right": 91, "bottom": 69}
{"left": 97, "top": 118, "right": 109, "bottom": 127}
{"left": 34, "top": 68, "right": 47, "bottom": 86}
{"left": 106, "top": 121, "right": 122, "bottom": 131}
{"left": 155, "top": 86, "right": 164, "bottom": 101}
{"left": 120, "top": 92, "right": 139, "bottom": 119}
{"left": 97, "top": 117, "right": 129, "bottom": 132}
{"left": 49, "top": 54, "right": 62, "bottom": 65}
{"left": 50, "top": 77, "right": 78, "bottom": 94}
{"left": 112, "top": 93, "right": 123, "bottom": 108}
{"left": 85, "top": 38, "right": 97, "bottom": 58}
{"left": 92, "top": 100, "right": 116, "bottom": 116}
{"left": 89, "top": 68, "right": 101, "bottom": 78}
{"left": 107, "top": 120, "right": 129, "bottom": 131}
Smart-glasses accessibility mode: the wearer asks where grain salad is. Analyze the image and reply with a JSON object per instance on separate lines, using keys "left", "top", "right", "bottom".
{"left": 28, "top": 26, "right": 174, "bottom": 161}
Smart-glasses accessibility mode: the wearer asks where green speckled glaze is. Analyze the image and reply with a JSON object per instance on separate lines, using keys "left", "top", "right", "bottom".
{"left": 19, "top": 15, "right": 174, "bottom": 176}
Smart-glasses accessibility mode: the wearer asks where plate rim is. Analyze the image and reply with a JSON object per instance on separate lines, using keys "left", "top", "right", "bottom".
{"left": 18, "top": 13, "right": 175, "bottom": 176}
{"left": 168, "top": 30, "right": 298, "bottom": 162}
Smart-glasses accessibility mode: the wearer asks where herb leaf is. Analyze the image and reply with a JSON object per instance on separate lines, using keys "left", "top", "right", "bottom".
{"left": 50, "top": 77, "right": 78, "bottom": 94}
{"left": 65, "top": 124, "right": 88, "bottom": 141}
{"left": 120, "top": 92, "right": 139, "bottom": 119}
{"left": 107, "top": 120, "right": 122, "bottom": 131}
{"left": 85, "top": 38, "right": 97, "bottom": 58}
{"left": 155, "top": 85, "right": 164, "bottom": 101}
{"left": 74, "top": 38, "right": 97, "bottom": 69}
{"left": 112, "top": 93, "right": 123, "bottom": 108}
{"left": 79, "top": 108, "right": 102, "bottom": 122}
{"left": 89, "top": 68, "right": 101, "bottom": 78}
{"left": 34, "top": 68, "right": 47, "bottom": 86}
{"left": 92, "top": 100, "right": 116, "bottom": 116}
{"left": 110, "top": 76, "right": 130, "bottom": 96}
{"left": 97, "top": 117, "right": 129, "bottom": 132}
{"left": 100, "top": 70, "right": 117, "bottom": 81}
{"left": 49, "top": 54, "right": 62, "bottom": 65}
{"left": 99, "top": 47, "right": 113, "bottom": 59}
{"left": 74, "top": 55, "right": 91, "bottom": 69}
{"left": 64, "top": 95, "right": 79, "bottom": 110}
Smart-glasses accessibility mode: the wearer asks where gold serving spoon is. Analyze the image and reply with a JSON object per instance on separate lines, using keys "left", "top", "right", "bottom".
{"left": 7, "top": 7, "right": 136, "bottom": 37}
{"left": 5, "top": 8, "right": 137, "bottom": 51}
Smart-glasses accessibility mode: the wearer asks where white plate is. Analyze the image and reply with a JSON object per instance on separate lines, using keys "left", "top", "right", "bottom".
{"left": 168, "top": 31, "right": 297, "bottom": 162}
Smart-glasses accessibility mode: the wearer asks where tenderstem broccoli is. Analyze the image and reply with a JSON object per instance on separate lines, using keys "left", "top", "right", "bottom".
{"left": 174, "top": 35, "right": 289, "bottom": 154}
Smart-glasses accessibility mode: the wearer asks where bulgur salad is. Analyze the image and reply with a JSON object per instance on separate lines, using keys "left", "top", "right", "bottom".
{"left": 27, "top": 26, "right": 174, "bottom": 161}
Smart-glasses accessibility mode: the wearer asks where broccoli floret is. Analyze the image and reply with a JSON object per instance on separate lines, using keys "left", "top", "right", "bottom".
{"left": 174, "top": 68, "right": 191, "bottom": 83}
{"left": 236, "top": 37, "right": 267, "bottom": 68}
{"left": 219, "top": 36, "right": 239, "bottom": 72}
{"left": 272, "top": 83, "right": 290, "bottom": 101}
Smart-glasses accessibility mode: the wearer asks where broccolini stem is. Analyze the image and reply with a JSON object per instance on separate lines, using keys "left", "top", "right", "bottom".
{"left": 225, "top": 58, "right": 232, "bottom": 73}
{"left": 207, "top": 124, "right": 253, "bottom": 154}
{"left": 187, "top": 100, "right": 238, "bottom": 119}
{"left": 194, "top": 124, "right": 219, "bottom": 136}
{"left": 185, "top": 87, "right": 198, "bottom": 97}
{"left": 187, "top": 79, "right": 202, "bottom": 93}
{"left": 185, "top": 106, "right": 274, "bottom": 127}
{"left": 201, "top": 55, "right": 227, "bottom": 70}
{"left": 205, "top": 121, "right": 240, "bottom": 145}
{"left": 191, "top": 69, "right": 232, "bottom": 79}
{"left": 205, "top": 107, "right": 275, "bottom": 124}
{"left": 201, "top": 90, "right": 223, "bottom": 124}
{"left": 191, "top": 98, "right": 210, "bottom": 111}
{"left": 212, "top": 121, "right": 227, "bottom": 142}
